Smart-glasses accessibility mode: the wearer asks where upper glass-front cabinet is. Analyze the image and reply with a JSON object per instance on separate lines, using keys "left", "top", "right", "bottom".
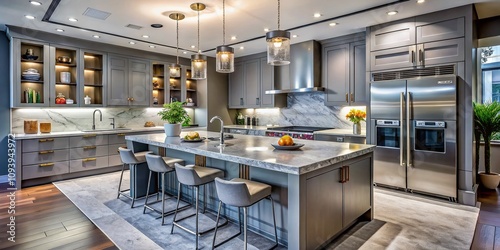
{"left": 50, "top": 45, "right": 79, "bottom": 107}
{"left": 80, "top": 50, "right": 106, "bottom": 106}
{"left": 152, "top": 62, "right": 166, "bottom": 107}
{"left": 12, "top": 39, "right": 50, "bottom": 107}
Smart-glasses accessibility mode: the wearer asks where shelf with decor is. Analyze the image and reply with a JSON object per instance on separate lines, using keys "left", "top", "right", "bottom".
{"left": 168, "top": 72, "right": 182, "bottom": 103}
{"left": 184, "top": 68, "right": 197, "bottom": 107}
{"left": 51, "top": 46, "right": 79, "bottom": 107}
{"left": 80, "top": 50, "right": 106, "bottom": 106}
{"left": 152, "top": 62, "right": 167, "bottom": 107}
{"left": 13, "top": 39, "right": 50, "bottom": 107}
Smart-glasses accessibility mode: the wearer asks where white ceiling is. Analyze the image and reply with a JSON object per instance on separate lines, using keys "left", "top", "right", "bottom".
{"left": 0, "top": 0, "right": 499, "bottom": 59}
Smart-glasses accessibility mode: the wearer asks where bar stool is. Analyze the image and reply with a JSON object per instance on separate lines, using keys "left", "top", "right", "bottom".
{"left": 144, "top": 153, "right": 185, "bottom": 225}
{"left": 118, "top": 147, "right": 152, "bottom": 208}
{"left": 212, "top": 177, "right": 278, "bottom": 250}
{"left": 171, "top": 163, "right": 225, "bottom": 249}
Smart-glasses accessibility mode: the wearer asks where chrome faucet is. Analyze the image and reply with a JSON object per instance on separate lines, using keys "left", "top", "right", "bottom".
{"left": 210, "top": 116, "right": 224, "bottom": 145}
{"left": 92, "top": 109, "right": 102, "bottom": 130}
{"left": 109, "top": 118, "right": 115, "bottom": 129}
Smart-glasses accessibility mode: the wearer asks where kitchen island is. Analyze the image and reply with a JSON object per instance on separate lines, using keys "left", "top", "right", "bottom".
{"left": 126, "top": 131, "right": 375, "bottom": 249}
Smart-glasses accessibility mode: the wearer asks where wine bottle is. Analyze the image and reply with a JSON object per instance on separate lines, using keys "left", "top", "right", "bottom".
{"left": 28, "top": 88, "right": 32, "bottom": 103}
{"left": 36, "top": 91, "right": 41, "bottom": 103}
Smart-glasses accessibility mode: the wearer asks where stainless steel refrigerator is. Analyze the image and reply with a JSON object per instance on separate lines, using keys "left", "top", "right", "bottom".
{"left": 370, "top": 75, "right": 457, "bottom": 199}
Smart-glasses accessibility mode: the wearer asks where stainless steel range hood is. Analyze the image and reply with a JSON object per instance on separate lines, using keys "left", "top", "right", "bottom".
{"left": 265, "top": 40, "right": 323, "bottom": 94}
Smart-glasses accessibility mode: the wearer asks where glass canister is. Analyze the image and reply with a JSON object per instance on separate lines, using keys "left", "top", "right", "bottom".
{"left": 24, "top": 120, "right": 38, "bottom": 134}
{"left": 39, "top": 122, "right": 52, "bottom": 133}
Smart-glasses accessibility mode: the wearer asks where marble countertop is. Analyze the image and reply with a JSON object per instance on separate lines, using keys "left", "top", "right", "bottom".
{"left": 126, "top": 131, "right": 374, "bottom": 175}
{"left": 314, "top": 128, "right": 367, "bottom": 138}
{"left": 13, "top": 126, "right": 202, "bottom": 140}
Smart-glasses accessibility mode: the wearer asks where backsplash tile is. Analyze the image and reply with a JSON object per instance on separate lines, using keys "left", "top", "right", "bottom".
{"left": 11, "top": 107, "right": 195, "bottom": 134}
{"left": 239, "top": 93, "right": 366, "bottom": 129}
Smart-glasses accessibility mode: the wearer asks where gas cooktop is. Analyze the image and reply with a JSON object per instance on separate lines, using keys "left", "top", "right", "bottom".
{"left": 266, "top": 126, "right": 334, "bottom": 133}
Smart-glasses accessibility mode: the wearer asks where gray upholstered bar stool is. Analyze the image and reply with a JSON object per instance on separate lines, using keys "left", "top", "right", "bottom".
{"left": 117, "top": 147, "right": 152, "bottom": 208}
{"left": 212, "top": 177, "right": 278, "bottom": 250}
{"left": 171, "top": 163, "right": 225, "bottom": 249}
{"left": 143, "top": 153, "right": 185, "bottom": 225}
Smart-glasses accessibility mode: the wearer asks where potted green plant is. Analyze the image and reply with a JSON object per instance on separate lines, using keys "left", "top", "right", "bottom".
{"left": 158, "top": 101, "right": 191, "bottom": 137}
{"left": 473, "top": 101, "right": 500, "bottom": 189}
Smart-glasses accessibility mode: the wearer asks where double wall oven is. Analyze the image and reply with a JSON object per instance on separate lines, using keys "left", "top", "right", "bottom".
{"left": 370, "top": 75, "right": 457, "bottom": 200}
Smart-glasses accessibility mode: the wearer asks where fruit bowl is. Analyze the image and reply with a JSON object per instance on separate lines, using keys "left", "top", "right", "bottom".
{"left": 271, "top": 143, "right": 304, "bottom": 150}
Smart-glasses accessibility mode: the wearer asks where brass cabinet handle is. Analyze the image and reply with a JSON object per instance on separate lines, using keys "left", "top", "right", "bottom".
{"left": 345, "top": 93, "right": 348, "bottom": 103}
{"left": 83, "top": 145, "right": 96, "bottom": 150}
{"left": 129, "top": 97, "right": 134, "bottom": 102}
{"left": 39, "top": 150, "right": 54, "bottom": 154}
{"left": 39, "top": 163, "right": 54, "bottom": 167}
{"left": 117, "top": 133, "right": 126, "bottom": 136}
{"left": 340, "top": 167, "right": 344, "bottom": 183}
{"left": 83, "top": 158, "right": 97, "bottom": 162}
{"left": 346, "top": 166, "right": 350, "bottom": 182}
{"left": 350, "top": 93, "right": 354, "bottom": 102}
{"left": 39, "top": 138, "right": 54, "bottom": 142}
{"left": 83, "top": 134, "right": 97, "bottom": 138}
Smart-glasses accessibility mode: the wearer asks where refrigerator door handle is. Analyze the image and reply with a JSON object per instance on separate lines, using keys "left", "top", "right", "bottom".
{"left": 407, "top": 92, "right": 412, "bottom": 168}
{"left": 400, "top": 92, "right": 405, "bottom": 167}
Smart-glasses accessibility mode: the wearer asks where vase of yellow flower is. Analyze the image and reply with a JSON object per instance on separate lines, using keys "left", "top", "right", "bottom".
{"left": 345, "top": 108, "right": 366, "bottom": 135}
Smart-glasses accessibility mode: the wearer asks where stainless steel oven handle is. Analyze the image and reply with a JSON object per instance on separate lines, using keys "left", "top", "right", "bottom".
{"left": 400, "top": 92, "right": 405, "bottom": 167}
{"left": 407, "top": 92, "right": 412, "bottom": 168}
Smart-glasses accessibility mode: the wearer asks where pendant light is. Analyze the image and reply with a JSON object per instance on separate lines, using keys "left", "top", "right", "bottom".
{"left": 169, "top": 13, "right": 185, "bottom": 78}
{"left": 266, "top": 0, "right": 290, "bottom": 66}
{"left": 215, "top": 0, "right": 234, "bottom": 73}
{"left": 190, "top": 3, "right": 207, "bottom": 80}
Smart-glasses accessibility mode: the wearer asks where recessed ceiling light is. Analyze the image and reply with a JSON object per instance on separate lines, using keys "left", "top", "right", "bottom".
{"left": 25, "top": 15, "right": 35, "bottom": 20}
{"left": 190, "top": 45, "right": 196, "bottom": 49}
{"left": 264, "top": 28, "right": 269, "bottom": 32}
{"left": 292, "top": 34, "right": 298, "bottom": 38}
{"left": 231, "top": 36, "right": 237, "bottom": 40}
{"left": 93, "top": 35, "right": 100, "bottom": 38}
{"left": 239, "top": 46, "right": 244, "bottom": 50}
{"left": 183, "top": 51, "right": 187, "bottom": 54}
{"left": 313, "top": 13, "right": 322, "bottom": 18}
{"left": 56, "top": 28, "right": 64, "bottom": 32}
{"left": 151, "top": 24, "right": 163, "bottom": 28}
{"left": 149, "top": 45, "right": 155, "bottom": 48}
{"left": 387, "top": 11, "right": 398, "bottom": 16}
{"left": 142, "top": 35, "right": 149, "bottom": 38}
{"left": 29, "top": 1, "right": 42, "bottom": 6}
{"left": 69, "top": 17, "right": 78, "bottom": 22}
{"left": 129, "top": 41, "right": 136, "bottom": 45}
{"left": 329, "top": 22, "right": 338, "bottom": 27}
{"left": 417, "top": 0, "right": 425, "bottom": 3}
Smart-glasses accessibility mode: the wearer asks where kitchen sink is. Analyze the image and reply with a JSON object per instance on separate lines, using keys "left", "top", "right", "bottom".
{"left": 81, "top": 128, "right": 132, "bottom": 132}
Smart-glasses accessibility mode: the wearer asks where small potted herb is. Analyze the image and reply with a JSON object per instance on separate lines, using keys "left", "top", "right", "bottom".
{"left": 158, "top": 101, "right": 191, "bottom": 137}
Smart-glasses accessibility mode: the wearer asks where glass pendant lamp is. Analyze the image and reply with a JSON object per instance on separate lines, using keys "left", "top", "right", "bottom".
{"left": 168, "top": 13, "right": 185, "bottom": 78}
{"left": 190, "top": 3, "right": 207, "bottom": 80}
{"left": 266, "top": 0, "right": 290, "bottom": 65}
{"left": 216, "top": 0, "right": 234, "bottom": 73}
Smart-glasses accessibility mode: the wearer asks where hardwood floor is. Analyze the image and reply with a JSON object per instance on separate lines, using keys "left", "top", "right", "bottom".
{"left": 471, "top": 186, "right": 500, "bottom": 250}
{"left": 1, "top": 183, "right": 498, "bottom": 249}
{"left": 0, "top": 184, "right": 117, "bottom": 250}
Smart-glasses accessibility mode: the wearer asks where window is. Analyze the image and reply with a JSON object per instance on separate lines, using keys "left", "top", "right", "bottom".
{"left": 481, "top": 45, "right": 500, "bottom": 102}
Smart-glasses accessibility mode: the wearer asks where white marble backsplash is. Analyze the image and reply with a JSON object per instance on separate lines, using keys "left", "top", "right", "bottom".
{"left": 11, "top": 107, "right": 195, "bottom": 134}
{"left": 239, "top": 93, "right": 366, "bottom": 129}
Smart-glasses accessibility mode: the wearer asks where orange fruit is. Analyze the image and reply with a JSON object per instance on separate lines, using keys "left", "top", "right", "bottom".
{"left": 278, "top": 138, "right": 285, "bottom": 146}
{"left": 278, "top": 135, "right": 294, "bottom": 146}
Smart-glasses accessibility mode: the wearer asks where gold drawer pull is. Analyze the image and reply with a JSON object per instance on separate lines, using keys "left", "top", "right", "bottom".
{"left": 83, "top": 158, "right": 97, "bottom": 162}
{"left": 83, "top": 146, "right": 97, "bottom": 150}
{"left": 117, "top": 133, "right": 126, "bottom": 136}
{"left": 39, "top": 150, "right": 54, "bottom": 154}
{"left": 83, "top": 134, "right": 97, "bottom": 138}
{"left": 39, "top": 138, "right": 54, "bottom": 142}
{"left": 39, "top": 163, "right": 54, "bottom": 167}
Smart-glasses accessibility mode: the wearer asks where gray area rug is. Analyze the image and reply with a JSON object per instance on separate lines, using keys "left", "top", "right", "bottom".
{"left": 54, "top": 171, "right": 479, "bottom": 250}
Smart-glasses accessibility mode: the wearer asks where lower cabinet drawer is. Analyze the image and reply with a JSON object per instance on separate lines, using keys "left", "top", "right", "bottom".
{"left": 108, "top": 133, "right": 127, "bottom": 145}
{"left": 23, "top": 137, "right": 69, "bottom": 153}
{"left": 22, "top": 149, "right": 69, "bottom": 166}
{"left": 108, "top": 143, "right": 126, "bottom": 156}
{"left": 70, "top": 145, "right": 109, "bottom": 160}
{"left": 70, "top": 156, "right": 109, "bottom": 173}
{"left": 22, "top": 161, "right": 70, "bottom": 180}
{"left": 108, "top": 155, "right": 122, "bottom": 167}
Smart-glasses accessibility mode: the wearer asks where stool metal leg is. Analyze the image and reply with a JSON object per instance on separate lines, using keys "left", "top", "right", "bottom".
{"left": 270, "top": 196, "right": 278, "bottom": 249}
{"left": 130, "top": 164, "right": 136, "bottom": 208}
{"left": 161, "top": 172, "right": 166, "bottom": 225}
{"left": 171, "top": 182, "right": 182, "bottom": 234}
{"left": 212, "top": 203, "right": 242, "bottom": 249}
{"left": 117, "top": 163, "right": 126, "bottom": 199}
{"left": 243, "top": 206, "right": 248, "bottom": 250}
{"left": 195, "top": 186, "right": 199, "bottom": 249}
{"left": 203, "top": 184, "right": 207, "bottom": 214}
{"left": 143, "top": 170, "right": 153, "bottom": 214}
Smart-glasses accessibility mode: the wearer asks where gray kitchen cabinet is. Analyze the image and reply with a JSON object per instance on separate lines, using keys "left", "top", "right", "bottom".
{"left": 228, "top": 62, "right": 245, "bottom": 108}
{"left": 70, "top": 156, "right": 109, "bottom": 173}
{"left": 23, "top": 137, "right": 69, "bottom": 152}
{"left": 369, "top": 15, "right": 466, "bottom": 71}
{"left": 369, "top": 18, "right": 416, "bottom": 52}
{"left": 108, "top": 55, "right": 150, "bottom": 106}
{"left": 305, "top": 153, "right": 373, "bottom": 249}
{"left": 49, "top": 45, "right": 80, "bottom": 107}
{"left": 22, "top": 149, "right": 69, "bottom": 166}
{"left": 80, "top": 49, "right": 107, "bottom": 107}
{"left": 69, "top": 134, "right": 108, "bottom": 147}
{"left": 323, "top": 37, "right": 366, "bottom": 106}
{"left": 260, "top": 57, "right": 275, "bottom": 107}
{"left": 22, "top": 162, "right": 69, "bottom": 180}
{"left": 69, "top": 145, "right": 108, "bottom": 160}
{"left": 244, "top": 59, "right": 261, "bottom": 108}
